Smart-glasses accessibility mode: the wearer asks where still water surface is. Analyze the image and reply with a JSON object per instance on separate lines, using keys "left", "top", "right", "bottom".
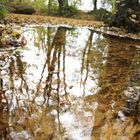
{"left": 0, "top": 25, "right": 140, "bottom": 140}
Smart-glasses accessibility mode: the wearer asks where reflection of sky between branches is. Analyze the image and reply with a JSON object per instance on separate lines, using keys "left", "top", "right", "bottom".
{"left": 22, "top": 27, "right": 98, "bottom": 97}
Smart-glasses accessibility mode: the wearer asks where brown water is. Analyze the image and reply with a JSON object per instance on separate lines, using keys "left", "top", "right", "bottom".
{"left": 0, "top": 25, "right": 140, "bottom": 140}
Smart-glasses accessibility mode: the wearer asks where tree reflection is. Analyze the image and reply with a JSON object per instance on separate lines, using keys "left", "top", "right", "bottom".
{"left": 0, "top": 59, "right": 9, "bottom": 139}
{"left": 1, "top": 26, "right": 140, "bottom": 140}
{"left": 81, "top": 31, "right": 107, "bottom": 95}
{"left": 28, "top": 26, "right": 70, "bottom": 139}
{"left": 91, "top": 37, "right": 140, "bottom": 140}
{"left": 33, "top": 27, "right": 69, "bottom": 104}
{"left": 34, "top": 26, "right": 58, "bottom": 53}
{"left": 81, "top": 31, "right": 93, "bottom": 94}
{"left": 43, "top": 27, "right": 69, "bottom": 139}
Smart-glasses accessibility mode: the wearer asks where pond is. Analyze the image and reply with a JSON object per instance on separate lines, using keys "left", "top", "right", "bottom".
{"left": 0, "top": 25, "right": 140, "bottom": 140}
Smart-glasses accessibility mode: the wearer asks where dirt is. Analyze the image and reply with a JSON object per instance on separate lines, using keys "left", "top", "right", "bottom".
{"left": 5, "top": 13, "right": 103, "bottom": 28}
{"left": 4, "top": 14, "right": 140, "bottom": 40}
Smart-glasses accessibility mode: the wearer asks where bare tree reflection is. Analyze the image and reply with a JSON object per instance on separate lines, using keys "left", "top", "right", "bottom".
{"left": 81, "top": 31, "right": 108, "bottom": 96}
{"left": 43, "top": 27, "right": 69, "bottom": 138}
{"left": 33, "top": 27, "right": 53, "bottom": 98}
{"left": 34, "top": 27, "right": 69, "bottom": 106}
{"left": 81, "top": 31, "right": 93, "bottom": 94}
{"left": 91, "top": 37, "right": 140, "bottom": 140}
{"left": 34, "top": 26, "right": 48, "bottom": 52}
{"left": 0, "top": 64, "right": 9, "bottom": 139}
{"left": 0, "top": 26, "right": 73, "bottom": 139}
{"left": 3, "top": 26, "right": 140, "bottom": 140}
{"left": 29, "top": 27, "right": 70, "bottom": 139}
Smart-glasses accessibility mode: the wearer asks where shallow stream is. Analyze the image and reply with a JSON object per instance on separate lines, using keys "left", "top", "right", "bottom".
{"left": 0, "top": 25, "right": 140, "bottom": 140}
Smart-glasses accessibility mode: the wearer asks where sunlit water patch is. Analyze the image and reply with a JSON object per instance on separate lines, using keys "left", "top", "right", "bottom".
{"left": 0, "top": 25, "right": 140, "bottom": 140}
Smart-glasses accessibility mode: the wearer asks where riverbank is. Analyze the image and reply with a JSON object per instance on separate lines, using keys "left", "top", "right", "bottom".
{"left": 4, "top": 13, "right": 103, "bottom": 28}
{"left": 2, "top": 14, "right": 140, "bottom": 40}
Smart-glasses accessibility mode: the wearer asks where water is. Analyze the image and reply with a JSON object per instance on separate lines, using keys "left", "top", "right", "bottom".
{"left": 0, "top": 25, "right": 140, "bottom": 140}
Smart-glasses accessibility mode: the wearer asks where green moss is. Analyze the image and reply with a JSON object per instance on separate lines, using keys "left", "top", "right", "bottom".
{"left": 0, "top": 4, "right": 8, "bottom": 17}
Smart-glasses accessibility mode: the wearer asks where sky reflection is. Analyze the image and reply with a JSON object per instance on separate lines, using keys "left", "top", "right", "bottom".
{"left": 0, "top": 24, "right": 140, "bottom": 140}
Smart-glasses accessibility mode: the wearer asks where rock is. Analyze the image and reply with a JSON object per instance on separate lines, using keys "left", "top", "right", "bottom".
{"left": 0, "top": 24, "right": 5, "bottom": 28}
{"left": 10, "top": 31, "right": 21, "bottom": 39}
{"left": 5, "top": 27, "right": 13, "bottom": 34}
{"left": 0, "top": 27, "right": 27, "bottom": 48}
{"left": 120, "top": 86, "right": 140, "bottom": 122}
{"left": 20, "top": 36, "right": 27, "bottom": 46}
{"left": 0, "top": 24, "right": 5, "bottom": 35}
{"left": 12, "top": 4, "right": 35, "bottom": 15}
{"left": 132, "top": 14, "right": 137, "bottom": 19}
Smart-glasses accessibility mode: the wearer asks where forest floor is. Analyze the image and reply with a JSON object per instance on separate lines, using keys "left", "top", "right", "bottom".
{"left": 3, "top": 14, "right": 140, "bottom": 40}
{"left": 5, "top": 13, "right": 103, "bottom": 28}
